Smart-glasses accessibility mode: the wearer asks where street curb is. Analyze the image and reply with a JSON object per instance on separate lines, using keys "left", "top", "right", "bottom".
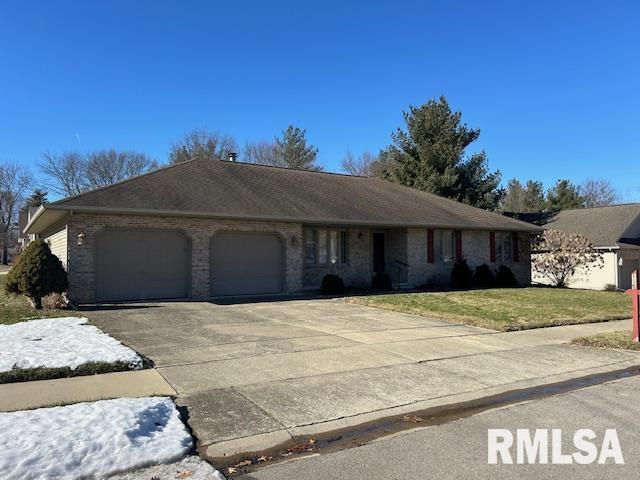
{"left": 200, "top": 358, "right": 640, "bottom": 468}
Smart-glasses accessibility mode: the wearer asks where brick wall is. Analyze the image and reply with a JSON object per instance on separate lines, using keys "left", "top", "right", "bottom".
{"left": 301, "top": 227, "right": 411, "bottom": 289}
{"left": 67, "top": 213, "right": 303, "bottom": 303}
{"left": 66, "top": 213, "right": 532, "bottom": 302}
{"left": 407, "top": 228, "right": 531, "bottom": 287}
{"left": 302, "top": 228, "right": 372, "bottom": 289}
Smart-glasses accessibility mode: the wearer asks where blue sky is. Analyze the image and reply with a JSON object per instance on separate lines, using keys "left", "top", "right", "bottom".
{"left": 1, "top": 0, "right": 639, "bottom": 200}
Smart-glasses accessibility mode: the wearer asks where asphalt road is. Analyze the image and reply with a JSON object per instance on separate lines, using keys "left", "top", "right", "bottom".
{"left": 239, "top": 375, "right": 640, "bottom": 480}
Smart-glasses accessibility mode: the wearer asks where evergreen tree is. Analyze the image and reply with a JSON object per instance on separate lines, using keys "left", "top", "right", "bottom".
{"left": 501, "top": 179, "right": 545, "bottom": 213}
{"left": 274, "top": 125, "right": 322, "bottom": 170}
{"left": 380, "top": 97, "right": 502, "bottom": 210}
{"left": 546, "top": 179, "right": 584, "bottom": 211}
{"left": 25, "top": 189, "right": 48, "bottom": 208}
{"left": 5, "top": 239, "right": 68, "bottom": 309}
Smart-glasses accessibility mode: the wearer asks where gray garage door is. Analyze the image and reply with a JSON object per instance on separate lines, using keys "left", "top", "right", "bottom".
{"left": 210, "top": 232, "right": 283, "bottom": 296}
{"left": 96, "top": 229, "right": 190, "bottom": 302}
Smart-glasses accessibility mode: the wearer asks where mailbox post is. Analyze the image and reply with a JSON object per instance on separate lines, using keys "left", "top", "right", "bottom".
{"left": 626, "top": 269, "right": 640, "bottom": 342}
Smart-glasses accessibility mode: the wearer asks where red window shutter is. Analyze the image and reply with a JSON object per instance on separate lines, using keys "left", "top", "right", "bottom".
{"left": 489, "top": 232, "right": 496, "bottom": 262}
{"left": 427, "top": 229, "right": 434, "bottom": 263}
{"left": 455, "top": 230, "right": 462, "bottom": 261}
{"left": 513, "top": 233, "right": 519, "bottom": 262}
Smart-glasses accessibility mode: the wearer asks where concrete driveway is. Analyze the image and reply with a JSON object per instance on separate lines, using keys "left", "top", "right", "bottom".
{"left": 85, "top": 299, "right": 637, "bottom": 463}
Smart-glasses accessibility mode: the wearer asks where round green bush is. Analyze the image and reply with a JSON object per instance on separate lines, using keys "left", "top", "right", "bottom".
{"left": 472, "top": 264, "right": 495, "bottom": 288}
{"left": 451, "top": 260, "right": 472, "bottom": 289}
{"left": 5, "top": 240, "right": 68, "bottom": 309}
{"left": 321, "top": 274, "right": 345, "bottom": 295}
{"left": 495, "top": 265, "right": 518, "bottom": 288}
{"left": 371, "top": 272, "right": 392, "bottom": 291}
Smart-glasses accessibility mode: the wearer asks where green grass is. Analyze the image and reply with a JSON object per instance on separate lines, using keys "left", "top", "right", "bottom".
{"left": 572, "top": 331, "right": 640, "bottom": 352}
{"left": 347, "top": 287, "right": 631, "bottom": 331}
{"left": 0, "top": 276, "right": 80, "bottom": 325}
{"left": 0, "top": 361, "right": 134, "bottom": 384}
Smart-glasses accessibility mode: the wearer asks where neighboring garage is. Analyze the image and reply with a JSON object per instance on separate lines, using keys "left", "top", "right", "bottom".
{"left": 95, "top": 229, "right": 190, "bottom": 302}
{"left": 210, "top": 232, "right": 284, "bottom": 296}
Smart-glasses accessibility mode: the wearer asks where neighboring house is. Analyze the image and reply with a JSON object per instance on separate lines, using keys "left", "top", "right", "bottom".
{"left": 23, "top": 158, "right": 539, "bottom": 303}
{"left": 17, "top": 208, "right": 39, "bottom": 251}
{"left": 531, "top": 204, "right": 640, "bottom": 290}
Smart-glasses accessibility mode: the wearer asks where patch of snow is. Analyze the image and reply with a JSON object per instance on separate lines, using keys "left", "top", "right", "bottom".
{"left": 110, "top": 455, "right": 226, "bottom": 480}
{"left": 0, "top": 396, "right": 204, "bottom": 480}
{"left": 0, "top": 317, "right": 142, "bottom": 372}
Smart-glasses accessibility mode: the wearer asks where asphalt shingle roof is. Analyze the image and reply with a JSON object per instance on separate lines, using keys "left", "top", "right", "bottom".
{"left": 543, "top": 204, "right": 640, "bottom": 247}
{"left": 51, "top": 159, "right": 538, "bottom": 231}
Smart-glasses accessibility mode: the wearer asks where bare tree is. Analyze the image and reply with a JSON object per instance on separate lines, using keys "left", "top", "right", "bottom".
{"left": 243, "top": 141, "right": 280, "bottom": 165}
{"left": 86, "top": 150, "right": 158, "bottom": 188}
{"left": 41, "top": 149, "right": 158, "bottom": 197}
{"left": 532, "top": 229, "right": 603, "bottom": 287}
{"left": 41, "top": 151, "right": 87, "bottom": 197}
{"left": 580, "top": 178, "right": 621, "bottom": 207}
{"left": 341, "top": 151, "right": 380, "bottom": 176}
{"left": 169, "top": 129, "right": 238, "bottom": 164}
{"left": 0, "top": 162, "right": 32, "bottom": 264}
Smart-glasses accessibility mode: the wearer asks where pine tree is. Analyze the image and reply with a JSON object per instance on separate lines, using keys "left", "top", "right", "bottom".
{"left": 25, "top": 189, "right": 48, "bottom": 208}
{"left": 274, "top": 125, "right": 322, "bottom": 170}
{"left": 5, "top": 240, "right": 68, "bottom": 309}
{"left": 546, "top": 179, "right": 584, "bottom": 211}
{"left": 501, "top": 179, "right": 545, "bottom": 213}
{"left": 380, "top": 96, "right": 502, "bottom": 210}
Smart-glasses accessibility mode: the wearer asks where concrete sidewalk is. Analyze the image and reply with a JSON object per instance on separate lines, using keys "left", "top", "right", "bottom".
{"left": 0, "top": 369, "right": 176, "bottom": 412}
{"left": 85, "top": 299, "right": 636, "bottom": 463}
{"left": 191, "top": 319, "right": 636, "bottom": 460}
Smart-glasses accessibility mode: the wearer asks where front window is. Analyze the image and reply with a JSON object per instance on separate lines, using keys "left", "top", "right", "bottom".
{"left": 437, "top": 229, "right": 455, "bottom": 263}
{"left": 305, "top": 229, "right": 316, "bottom": 264}
{"left": 305, "top": 228, "right": 348, "bottom": 265}
{"left": 496, "top": 232, "right": 512, "bottom": 263}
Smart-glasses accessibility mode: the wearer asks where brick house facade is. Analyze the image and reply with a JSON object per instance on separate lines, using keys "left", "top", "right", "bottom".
{"left": 25, "top": 158, "right": 538, "bottom": 303}
{"left": 43, "top": 212, "right": 531, "bottom": 303}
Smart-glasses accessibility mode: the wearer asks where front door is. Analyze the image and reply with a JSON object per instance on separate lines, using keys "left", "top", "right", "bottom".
{"left": 372, "top": 232, "right": 386, "bottom": 273}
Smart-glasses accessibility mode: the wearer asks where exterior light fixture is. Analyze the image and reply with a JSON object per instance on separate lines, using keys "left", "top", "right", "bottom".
{"left": 77, "top": 232, "right": 85, "bottom": 246}
{"left": 619, "top": 257, "right": 624, "bottom": 267}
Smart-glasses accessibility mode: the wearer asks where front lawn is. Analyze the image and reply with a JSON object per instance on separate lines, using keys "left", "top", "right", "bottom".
{"left": 572, "top": 330, "right": 640, "bottom": 351}
{"left": 0, "top": 275, "right": 78, "bottom": 325}
{"left": 0, "top": 317, "right": 144, "bottom": 384}
{"left": 347, "top": 287, "right": 631, "bottom": 331}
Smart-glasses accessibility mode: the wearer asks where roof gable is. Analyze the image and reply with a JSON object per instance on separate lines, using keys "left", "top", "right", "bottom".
{"left": 543, "top": 204, "right": 640, "bottom": 247}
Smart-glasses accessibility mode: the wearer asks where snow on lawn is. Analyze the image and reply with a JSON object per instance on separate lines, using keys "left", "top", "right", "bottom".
{"left": 0, "top": 396, "right": 212, "bottom": 480}
{"left": 0, "top": 317, "right": 142, "bottom": 372}
{"left": 110, "top": 455, "right": 226, "bottom": 480}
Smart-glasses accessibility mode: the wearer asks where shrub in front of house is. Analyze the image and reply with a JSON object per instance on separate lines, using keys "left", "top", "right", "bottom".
{"left": 603, "top": 283, "right": 617, "bottom": 292}
{"left": 495, "top": 265, "right": 518, "bottom": 288}
{"left": 472, "top": 264, "right": 495, "bottom": 288}
{"left": 321, "top": 274, "right": 345, "bottom": 295}
{"left": 451, "top": 260, "right": 472, "bottom": 289}
{"left": 42, "top": 292, "right": 72, "bottom": 309}
{"left": 371, "top": 272, "right": 392, "bottom": 291}
{"left": 4, "top": 240, "right": 68, "bottom": 309}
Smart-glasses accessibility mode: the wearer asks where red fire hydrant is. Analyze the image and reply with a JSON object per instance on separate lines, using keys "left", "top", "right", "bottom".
{"left": 626, "top": 269, "right": 640, "bottom": 342}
